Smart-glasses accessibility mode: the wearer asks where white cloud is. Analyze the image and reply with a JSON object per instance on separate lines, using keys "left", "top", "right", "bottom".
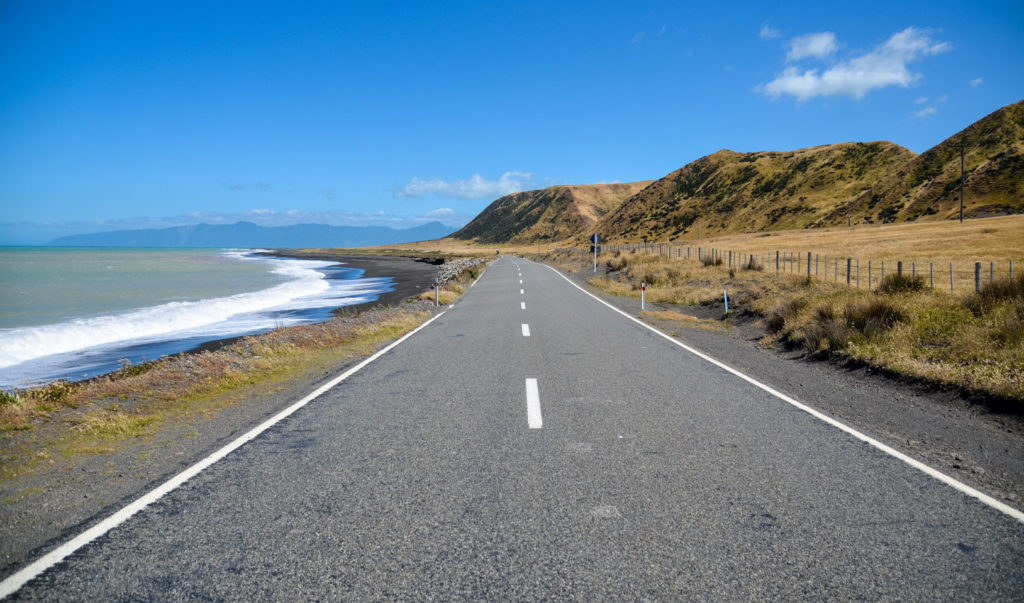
{"left": 395, "top": 171, "right": 533, "bottom": 200}
{"left": 786, "top": 32, "right": 837, "bottom": 62}
{"left": 416, "top": 207, "right": 475, "bottom": 226}
{"left": 759, "top": 25, "right": 781, "bottom": 40}
{"left": 760, "top": 27, "right": 950, "bottom": 101}
{"left": 913, "top": 106, "right": 938, "bottom": 119}
{"left": 631, "top": 31, "right": 646, "bottom": 44}
{"left": 970, "top": 77, "right": 983, "bottom": 87}
{"left": 916, "top": 96, "right": 929, "bottom": 104}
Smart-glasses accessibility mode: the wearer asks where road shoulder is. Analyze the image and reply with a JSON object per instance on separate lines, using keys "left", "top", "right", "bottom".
{"left": 546, "top": 259, "right": 1024, "bottom": 510}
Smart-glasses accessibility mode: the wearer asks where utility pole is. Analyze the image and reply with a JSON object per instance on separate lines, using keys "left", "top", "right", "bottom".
{"left": 960, "top": 142, "right": 966, "bottom": 223}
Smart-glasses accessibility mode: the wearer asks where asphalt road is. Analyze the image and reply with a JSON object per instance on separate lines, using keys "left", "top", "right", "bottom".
{"left": 7, "top": 256, "right": 1024, "bottom": 599}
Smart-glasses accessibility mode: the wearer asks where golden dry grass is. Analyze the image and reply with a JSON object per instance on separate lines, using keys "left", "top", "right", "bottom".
{"left": 0, "top": 308, "right": 431, "bottom": 479}
{"left": 0, "top": 309, "right": 428, "bottom": 433}
{"left": 574, "top": 246, "right": 1024, "bottom": 401}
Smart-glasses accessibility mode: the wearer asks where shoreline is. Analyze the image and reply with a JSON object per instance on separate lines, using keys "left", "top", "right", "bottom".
{"left": 194, "top": 250, "right": 442, "bottom": 354}
{"left": 259, "top": 249, "right": 442, "bottom": 314}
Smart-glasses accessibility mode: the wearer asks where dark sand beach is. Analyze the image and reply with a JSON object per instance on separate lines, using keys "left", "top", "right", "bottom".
{"left": 194, "top": 251, "right": 444, "bottom": 354}
{"left": 264, "top": 250, "right": 443, "bottom": 313}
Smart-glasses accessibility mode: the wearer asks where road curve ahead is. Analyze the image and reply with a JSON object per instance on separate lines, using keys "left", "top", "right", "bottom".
{"left": 6, "top": 256, "right": 1023, "bottom": 600}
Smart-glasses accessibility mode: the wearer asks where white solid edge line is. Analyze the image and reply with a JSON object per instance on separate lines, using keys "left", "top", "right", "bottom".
{"left": 0, "top": 310, "right": 449, "bottom": 599}
{"left": 521, "top": 323, "right": 531, "bottom": 337}
{"left": 540, "top": 261, "right": 1024, "bottom": 525}
{"left": 526, "top": 378, "right": 543, "bottom": 429}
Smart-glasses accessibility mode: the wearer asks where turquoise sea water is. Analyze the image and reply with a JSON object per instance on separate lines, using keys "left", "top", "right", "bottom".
{"left": 0, "top": 247, "right": 393, "bottom": 387}
{"left": 0, "top": 248, "right": 289, "bottom": 328}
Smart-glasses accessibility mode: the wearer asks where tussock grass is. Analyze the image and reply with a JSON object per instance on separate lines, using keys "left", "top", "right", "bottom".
{"left": 0, "top": 308, "right": 430, "bottom": 435}
{"left": 580, "top": 248, "right": 1024, "bottom": 401}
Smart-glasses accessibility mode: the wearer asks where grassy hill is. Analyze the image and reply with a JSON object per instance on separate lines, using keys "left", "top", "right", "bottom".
{"left": 592, "top": 142, "right": 914, "bottom": 242}
{"left": 450, "top": 181, "right": 651, "bottom": 244}
{"left": 862, "top": 99, "right": 1024, "bottom": 224}
{"left": 590, "top": 100, "right": 1024, "bottom": 243}
{"left": 444, "top": 100, "right": 1023, "bottom": 247}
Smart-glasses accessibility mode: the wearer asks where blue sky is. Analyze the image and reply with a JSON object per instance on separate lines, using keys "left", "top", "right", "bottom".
{"left": 1, "top": 0, "right": 1022, "bottom": 244}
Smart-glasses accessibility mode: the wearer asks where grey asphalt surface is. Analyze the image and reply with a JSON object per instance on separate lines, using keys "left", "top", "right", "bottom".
{"left": 10, "top": 256, "right": 1024, "bottom": 600}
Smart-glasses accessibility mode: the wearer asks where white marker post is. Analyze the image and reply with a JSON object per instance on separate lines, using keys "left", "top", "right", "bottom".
{"left": 434, "top": 281, "right": 439, "bottom": 307}
{"left": 641, "top": 282, "right": 646, "bottom": 311}
{"left": 724, "top": 289, "right": 729, "bottom": 314}
{"left": 593, "top": 233, "right": 599, "bottom": 272}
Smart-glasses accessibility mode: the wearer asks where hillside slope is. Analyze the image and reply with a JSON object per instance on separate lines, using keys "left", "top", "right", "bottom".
{"left": 861, "top": 99, "right": 1024, "bottom": 224}
{"left": 451, "top": 181, "right": 651, "bottom": 243}
{"left": 590, "top": 99, "right": 1023, "bottom": 243}
{"left": 594, "top": 142, "right": 914, "bottom": 242}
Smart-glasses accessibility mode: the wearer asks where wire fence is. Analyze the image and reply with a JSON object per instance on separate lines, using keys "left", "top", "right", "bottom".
{"left": 558, "top": 242, "right": 1019, "bottom": 295}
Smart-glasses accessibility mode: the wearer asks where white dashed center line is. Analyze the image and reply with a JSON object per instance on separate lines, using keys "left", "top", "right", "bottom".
{"left": 525, "top": 378, "right": 542, "bottom": 429}
{"left": 520, "top": 301, "right": 526, "bottom": 310}
{"left": 520, "top": 289, "right": 524, "bottom": 295}
{"left": 521, "top": 323, "right": 530, "bottom": 337}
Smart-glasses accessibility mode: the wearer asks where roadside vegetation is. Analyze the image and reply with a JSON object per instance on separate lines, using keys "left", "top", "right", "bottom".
{"left": 416, "top": 261, "right": 485, "bottom": 305}
{"left": 1, "top": 260, "right": 488, "bottom": 481}
{"left": 545, "top": 247, "right": 1023, "bottom": 402}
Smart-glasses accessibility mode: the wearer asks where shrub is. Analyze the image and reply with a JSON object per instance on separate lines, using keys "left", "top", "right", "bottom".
{"left": 877, "top": 273, "right": 927, "bottom": 294}
{"left": 766, "top": 297, "right": 807, "bottom": 333}
{"left": 0, "top": 390, "right": 21, "bottom": 407}
{"left": 990, "top": 301, "right": 1024, "bottom": 346}
{"left": 846, "top": 299, "right": 906, "bottom": 337}
{"left": 964, "top": 275, "right": 1024, "bottom": 317}
{"left": 802, "top": 304, "right": 852, "bottom": 351}
{"left": 37, "top": 380, "right": 75, "bottom": 405}
{"left": 743, "top": 256, "right": 763, "bottom": 271}
{"left": 116, "top": 359, "right": 154, "bottom": 378}
{"left": 605, "top": 256, "right": 628, "bottom": 271}
{"left": 701, "top": 256, "right": 723, "bottom": 267}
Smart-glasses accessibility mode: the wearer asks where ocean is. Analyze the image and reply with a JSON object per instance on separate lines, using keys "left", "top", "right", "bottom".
{"left": 0, "top": 248, "right": 393, "bottom": 387}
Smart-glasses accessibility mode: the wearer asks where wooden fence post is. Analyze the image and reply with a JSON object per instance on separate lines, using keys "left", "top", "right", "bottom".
{"left": 897, "top": 261, "right": 903, "bottom": 278}
{"left": 975, "top": 262, "right": 981, "bottom": 292}
{"left": 868, "top": 260, "right": 872, "bottom": 289}
{"left": 930, "top": 262, "right": 934, "bottom": 288}
{"left": 847, "top": 258, "right": 851, "bottom": 285}
{"left": 950, "top": 262, "right": 954, "bottom": 293}
{"left": 807, "top": 252, "right": 812, "bottom": 279}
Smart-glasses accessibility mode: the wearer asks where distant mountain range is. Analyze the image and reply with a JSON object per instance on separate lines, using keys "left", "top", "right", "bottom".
{"left": 450, "top": 99, "right": 1024, "bottom": 244}
{"left": 49, "top": 221, "right": 454, "bottom": 248}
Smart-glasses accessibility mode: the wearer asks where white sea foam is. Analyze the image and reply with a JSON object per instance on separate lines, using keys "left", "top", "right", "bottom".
{"left": 0, "top": 254, "right": 375, "bottom": 371}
